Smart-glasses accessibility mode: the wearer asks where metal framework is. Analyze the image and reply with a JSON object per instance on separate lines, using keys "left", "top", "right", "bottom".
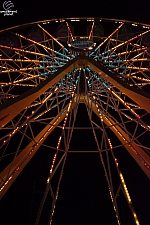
{"left": 0, "top": 18, "right": 150, "bottom": 225}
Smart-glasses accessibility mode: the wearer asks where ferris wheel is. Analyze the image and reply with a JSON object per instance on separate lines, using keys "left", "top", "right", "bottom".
{"left": 0, "top": 17, "right": 150, "bottom": 225}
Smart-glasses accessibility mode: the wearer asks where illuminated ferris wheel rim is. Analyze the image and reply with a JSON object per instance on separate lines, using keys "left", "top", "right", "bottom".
{"left": 0, "top": 16, "right": 150, "bottom": 225}
{"left": 1, "top": 17, "right": 150, "bottom": 33}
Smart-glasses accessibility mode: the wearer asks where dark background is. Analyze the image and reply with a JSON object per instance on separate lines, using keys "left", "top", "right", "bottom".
{"left": 0, "top": 0, "right": 150, "bottom": 225}
{"left": 1, "top": 0, "right": 150, "bottom": 30}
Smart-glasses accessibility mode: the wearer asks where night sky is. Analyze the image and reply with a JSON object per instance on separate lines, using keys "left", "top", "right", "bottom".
{"left": 0, "top": 0, "right": 150, "bottom": 225}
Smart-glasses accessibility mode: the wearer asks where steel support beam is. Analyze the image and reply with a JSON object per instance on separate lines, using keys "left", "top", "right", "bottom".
{"left": 0, "top": 56, "right": 87, "bottom": 129}
{"left": 87, "top": 57, "right": 150, "bottom": 114}
{"left": 0, "top": 103, "right": 75, "bottom": 199}
{"left": 84, "top": 96, "right": 150, "bottom": 179}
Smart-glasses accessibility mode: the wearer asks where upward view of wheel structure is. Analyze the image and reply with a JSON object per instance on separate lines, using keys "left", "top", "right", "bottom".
{"left": 0, "top": 18, "right": 150, "bottom": 225}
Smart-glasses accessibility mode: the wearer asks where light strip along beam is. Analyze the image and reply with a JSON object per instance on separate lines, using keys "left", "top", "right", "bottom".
{"left": 37, "top": 24, "right": 73, "bottom": 57}
{"left": 0, "top": 56, "right": 85, "bottom": 129}
{"left": 90, "top": 23, "right": 124, "bottom": 56}
{"left": 15, "top": 33, "right": 70, "bottom": 59}
{"left": 83, "top": 96, "right": 150, "bottom": 179}
{"left": 0, "top": 102, "right": 76, "bottom": 199}
{"left": 87, "top": 57, "right": 150, "bottom": 114}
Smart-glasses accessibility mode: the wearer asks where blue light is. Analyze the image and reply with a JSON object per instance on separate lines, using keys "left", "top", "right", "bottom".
{"left": 53, "top": 56, "right": 69, "bottom": 62}
{"left": 54, "top": 50, "right": 70, "bottom": 59}
{"left": 64, "top": 48, "right": 75, "bottom": 58}
{"left": 40, "top": 72, "right": 50, "bottom": 76}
